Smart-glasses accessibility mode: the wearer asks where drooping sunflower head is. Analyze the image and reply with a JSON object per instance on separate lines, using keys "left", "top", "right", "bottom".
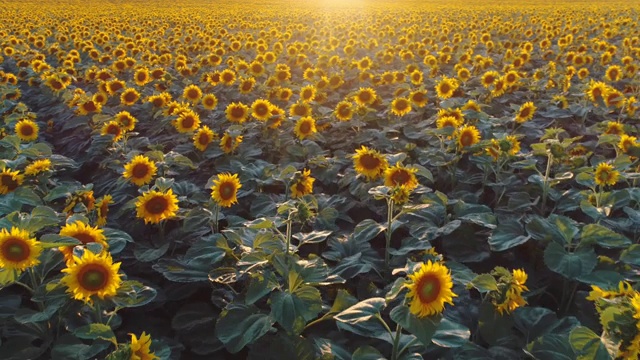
{"left": 456, "top": 125, "right": 481, "bottom": 148}
{"left": 135, "top": 189, "right": 180, "bottom": 224}
{"left": 183, "top": 84, "right": 203, "bottom": 103}
{"left": 211, "top": 173, "right": 242, "bottom": 208}
{"left": 594, "top": 162, "right": 620, "bottom": 187}
{"left": 586, "top": 81, "right": 608, "bottom": 104}
{"left": 15, "top": 119, "right": 39, "bottom": 142}
{"left": 291, "top": 169, "right": 315, "bottom": 199}
{"left": 294, "top": 116, "right": 317, "bottom": 140}
{"left": 0, "top": 168, "right": 24, "bottom": 195}
{"left": 353, "top": 145, "right": 389, "bottom": 181}
{"left": 225, "top": 102, "right": 250, "bottom": 123}
{"left": 173, "top": 110, "right": 201, "bottom": 133}
{"left": 101, "top": 121, "right": 124, "bottom": 142}
{"left": 604, "top": 89, "right": 625, "bottom": 108}
{"left": 123, "top": 155, "right": 157, "bottom": 186}
{"left": 334, "top": 100, "right": 354, "bottom": 121}
{"left": 251, "top": 99, "right": 273, "bottom": 121}
{"left": 267, "top": 106, "right": 286, "bottom": 129}
{"left": 405, "top": 260, "right": 457, "bottom": 318}
{"left": 390, "top": 97, "right": 412, "bottom": 117}
{"left": 59, "top": 221, "right": 108, "bottom": 262}
{"left": 0, "top": 227, "right": 42, "bottom": 271}
{"left": 515, "top": 102, "right": 536, "bottom": 123}
{"left": 435, "top": 77, "right": 459, "bottom": 99}
{"left": 193, "top": 126, "right": 217, "bottom": 151}
{"left": 95, "top": 195, "right": 113, "bottom": 227}
{"left": 61, "top": 250, "right": 122, "bottom": 304}
{"left": 129, "top": 332, "right": 159, "bottom": 360}
{"left": 384, "top": 164, "right": 418, "bottom": 190}
{"left": 24, "top": 158, "right": 52, "bottom": 176}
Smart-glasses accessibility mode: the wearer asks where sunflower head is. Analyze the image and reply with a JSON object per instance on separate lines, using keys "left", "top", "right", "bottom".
{"left": 225, "top": 102, "right": 250, "bottom": 123}
{"left": 594, "top": 162, "right": 620, "bottom": 187}
{"left": 201, "top": 93, "right": 218, "bottom": 110}
{"left": 130, "top": 332, "right": 159, "bottom": 360}
{"left": 101, "top": 121, "right": 124, "bottom": 142}
{"left": 354, "top": 87, "right": 377, "bottom": 107}
{"left": 24, "top": 159, "right": 52, "bottom": 176}
{"left": 136, "top": 189, "right": 179, "bottom": 224}
{"left": 384, "top": 164, "right": 418, "bottom": 190}
{"left": 251, "top": 99, "right": 273, "bottom": 121}
{"left": 95, "top": 195, "right": 113, "bottom": 227}
{"left": 405, "top": 260, "right": 457, "bottom": 318}
{"left": 211, "top": 173, "right": 242, "bottom": 208}
{"left": 15, "top": 119, "right": 39, "bottom": 142}
{"left": 115, "top": 111, "right": 137, "bottom": 132}
{"left": 619, "top": 134, "right": 638, "bottom": 153}
{"left": 0, "top": 227, "right": 42, "bottom": 271}
{"left": 334, "top": 101, "right": 354, "bottom": 121}
{"left": 390, "top": 97, "right": 412, "bottom": 116}
{"left": 173, "top": 110, "right": 201, "bottom": 133}
{"left": 291, "top": 169, "right": 315, "bottom": 199}
{"left": 515, "top": 102, "right": 536, "bottom": 123}
{"left": 193, "top": 126, "right": 217, "bottom": 151}
{"left": 123, "top": 155, "right": 158, "bottom": 186}
{"left": 183, "top": 84, "right": 203, "bottom": 103}
{"left": 409, "top": 90, "right": 428, "bottom": 108}
{"left": 120, "top": 88, "right": 140, "bottom": 106}
{"left": 435, "top": 77, "right": 459, "bottom": 99}
{"left": 59, "top": 221, "right": 108, "bottom": 262}
{"left": 456, "top": 125, "right": 481, "bottom": 148}
{"left": 220, "top": 133, "right": 243, "bottom": 154}
{"left": 294, "top": 116, "right": 317, "bottom": 140}
{"left": 353, "top": 146, "right": 389, "bottom": 181}
{"left": 61, "top": 250, "right": 122, "bottom": 304}
{"left": 0, "top": 168, "right": 24, "bottom": 195}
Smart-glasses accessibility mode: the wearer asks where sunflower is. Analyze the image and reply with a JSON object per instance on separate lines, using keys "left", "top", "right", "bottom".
{"left": 491, "top": 77, "right": 507, "bottom": 97}
{"left": 353, "top": 146, "right": 388, "bottom": 181}
{"left": 59, "top": 221, "right": 108, "bottom": 262}
{"left": 220, "top": 133, "right": 243, "bottom": 154}
{"left": 101, "top": 121, "right": 123, "bottom": 142}
{"left": 604, "top": 121, "right": 624, "bottom": 135}
{"left": 384, "top": 164, "right": 418, "bottom": 190}
{"left": 238, "top": 77, "right": 256, "bottom": 94}
{"left": 503, "top": 70, "right": 519, "bottom": 85}
{"left": 586, "top": 81, "right": 608, "bottom": 103}
{"left": 77, "top": 100, "right": 102, "bottom": 116}
{"left": 173, "top": 110, "right": 201, "bottom": 133}
{"left": 15, "top": 119, "right": 39, "bottom": 142}
{"left": 605, "top": 65, "right": 622, "bottom": 82}
{"left": 193, "top": 126, "right": 216, "bottom": 151}
{"left": 594, "top": 162, "right": 620, "bottom": 187}
{"left": 334, "top": 101, "right": 354, "bottom": 121}
{"left": 251, "top": 99, "right": 273, "bottom": 121}
{"left": 106, "top": 79, "right": 125, "bottom": 95}
{"left": 410, "top": 70, "right": 424, "bottom": 85}
{"left": 494, "top": 269, "right": 529, "bottom": 315}
{"left": 405, "top": 260, "right": 457, "bottom": 317}
{"left": 123, "top": 155, "right": 157, "bottom": 186}
{"left": 220, "top": 69, "right": 236, "bottom": 85}
{"left": 462, "top": 100, "right": 481, "bottom": 112}
{"left": 120, "top": 88, "right": 140, "bottom": 106}
{"left": 130, "top": 332, "right": 159, "bottom": 360}
{"left": 354, "top": 87, "right": 377, "bottom": 107}
{"left": 505, "top": 135, "right": 521, "bottom": 155}
{"left": 95, "top": 195, "right": 113, "bottom": 227}
{"left": 133, "top": 67, "right": 151, "bottom": 86}
{"left": 291, "top": 169, "right": 315, "bottom": 198}
{"left": 409, "top": 90, "right": 428, "bottom": 108}
{"left": 294, "top": 116, "right": 317, "bottom": 140}
{"left": 92, "top": 92, "right": 108, "bottom": 106}
{"left": 457, "top": 125, "right": 481, "bottom": 148}
{"left": 225, "top": 102, "right": 250, "bottom": 123}
{"left": 135, "top": 189, "right": 179, "bottom": 224}
{"left": 210, "top": 173, "right": 242, "bottom": 208}
{"left": 278, "top": 87, "right": 294, "bottom": 101}
{"left": 289, "top": 101, "right": 312, "bottom": 117}
{"left": 114, "top": 111, "right": 137, "bottom": 132}
{"left": 604, "top": 89, "right": 625, "bottom": 108}
{"left": 390, "top": 97, "right": 412, "bottom": 116}
{"left": 183, "top": 84, "right": 203, "bottom": 103}
{"left": 436, "top": 116, "right": 461, "bottom": 129}
{"left": 0, "top": 227, "right": 42, "bottom": 271}
{"left": 61, "top": 250, "right": 122, "bottom": 304}
{"left": 0, "top": 168, "right": 24, "bottom": 195}
{"left": 201, "top": 93, "right": 218, "bottom": 110}
{"left": 515, "top": 102, "right": 536, "bottom": 123}
{"left": 435, "top": 77, "right": 458, "bottom": 99}
{"left": 24, "top": 158, "right": 52, "bottom": 176}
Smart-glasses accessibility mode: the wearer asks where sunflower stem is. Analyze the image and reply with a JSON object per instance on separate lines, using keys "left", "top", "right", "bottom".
{"left": 14, "top": 280, "right": 34, "bottom": 293}
{"left": 94, "top": 301, "right": 103, "bottom": 324}
{"left": 214, "top": 203, "right": 220, "bottom": 233}
{"left": 541, "top": 152, "right": 553, "bottom": 213}
{"left": 391, "top": 323, "right": 403, "bottom": 360}
{"left": 285, "top": 218, "right": 292, "bottom": 258}
{"left": 385, "top": 198, "right": 395, "bottom": 279}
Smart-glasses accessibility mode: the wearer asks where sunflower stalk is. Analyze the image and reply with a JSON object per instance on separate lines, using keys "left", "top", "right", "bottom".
{"left": 541, "top": 152, "right": 553, "bottom": 213}
{"left": 213, "top": 203, "right": 220, "bottom": 233}
{"left": 391, "top": 323, "right": 403, "bottom": 360}
{"left": 385, "top": 197, "right": 395, "bottom": 278}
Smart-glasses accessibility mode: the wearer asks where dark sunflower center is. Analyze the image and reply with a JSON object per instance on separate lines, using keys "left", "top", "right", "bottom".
{"left": 294, "top": 105, "right": 307, "bottom": 116}
{"left": 181, "top": 116, "right": 195, "bottom": 129}
{"left": 107, "top": 125, "right": 120, "bottom": 136}
{"left": 187, "top": 89, "right": 199, "bottom": 99}
{"left": 339, "top": 106, "right": 351, "bottom": 116}
{"left": 439, "top": 83, "right": 450, "bottom": 94}
{"left": 124, "top": 92, "right": 137, "bottom": 102}
{"left": 299, "top": 121, "right": 311, "bottom": 134}
{"left": 198, "top": 133, "right": 211, "bottom": 145}
{"left": 484, "top": 75, "right": 494, "bottom": 84}
{"left": 84, "top": 102, "right": 97, "bottom": 112}
{"left": 519, "top": 108, "right": 530, "bottom": 118}
{"left": 460, "top": 132, "right": 474, "bottom": 146}
{"left": 360, "top": 154, "right": 381, "bottom": 170}
{"left": 255, "top": 104, "right": 269, "bottom": 116}
{"left": 231, "top": 107, "right": 245, "bottom": 119}
{"left": 592, "top": 88, "right": 602, "bottom": 98}
{"left": 204, "top": 98, "right": 215, "bottom": 106}
{"left": 2, "top": 238, "right": 29, "bottom": 262}
{"left": 20, "top": 124, "right": 34, "bottom": 136}
{"left": 51, "top": 80, "right": 63, "bottom": 89}
{"left": 219, "top": 182, "right": 235, "bottom": 200}
{"left": 412, "top": 93, "right": 424, "bottom": 102}
{"left": 137, "top": 73, "right": 146, "bottom": 81}
{"left": 242, "top": 83, "right": 252, "bottom": 91}
{"left": 302, "top": 90, "right": 313, "bottom": 99}
{"left": 79, "top": 265, "right": 109, "bottom": 291}
{"left": 1, "top": 174, "right": 18, "bottom": 189}
{"left": 417, "top": 274, "right": 442, "bottom": 304}
{"left": 132, "top": 163, "right": 150, "bottom": 178}
{"left": 395, "top": 100, "right": 409, "bottom": 111}
{"left": 72, "top": 232, "right": 98, "bottom": 245}
{"left": 223, "top": 74, "right": 233, "bottom": 82}
{"left": 359, "top": 92, "right": 371, "bottom": 102}
{"left": 391, "top": 170, "right": 410, "bottom": 185}
{"left": 145, "top": 196, "right": 169, "bottom": 214}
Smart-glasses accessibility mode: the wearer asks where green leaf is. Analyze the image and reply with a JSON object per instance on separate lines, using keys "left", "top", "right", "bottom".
{"left": 353, "top": 219, "right": 386, "bottom": 243}
{"left": 488, "top": 219, "right": 530, "bottom": 251}
{"left": 352, "top": 346, "right": 386, "bottom": 360}
{"left": 526, "top": 215, "right": 577, "bottom": 245}
{"left": 293, "top": 230, "right": 332, "bottom": 245}
{"left": 543, "top": 242, "right": 597, "bottom": 279}
{"left": 216, "top": 304, "right": 274, "bottom": 353}
{"left": 104, "top": 346, "right": 132, "bottom": 360}
{"left": 73, "top": 323, "right": 116, "bottom": 343}
{"left": 171, "top": 302, "right": 216, "bottom": 331}
{"left": 432, "top": 318, "right": 470, "bottom": 348}
{"left": 24, "top": 206, "right": 59, "bottom": 233}
{"left": 334, "top": 297, "right": 386, "bottom": 324}
{"left": 390, "top": 305, "right": 441, "bottom": 347}
{"left": 580, "top": 224, "right": 631, "bottom": 249}
{"left": 525, "top": 333, "right": 576, "bottom": 360}
{"left": 112, "top": 280, "right": 157, "bottom": 308}
{"left": 245, "top": 271, "right": 278, "bottom": 305}
{"left": 329, "top": 289, "right": 358, "bottom": 314}
{"left": 270, "top": 285, "right": 322, "bottom": 335}
{"left": 569, "top": 326, "right": 613, "bottom": 360}
{"left": 38, "top": 234, "right": 81, "bottom": 249}
{"left": 103, "top": 228, "right": 133, "bottom": 254}
{"left": 469, "top": 274, "right": 498, "bottom": 293}
{"left": 620, "top": 244, "right": 640, "bottom": 266}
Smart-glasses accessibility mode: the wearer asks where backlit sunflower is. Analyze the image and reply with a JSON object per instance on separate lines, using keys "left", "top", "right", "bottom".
{"left": 183, "top": 84, "right": 203, "bottom": 103}
{"left": 515, "top": 102, "right": 536, "bottom": 123}
{"left": 594, "top": 162, "right": 620, "bottom": 187}
{"left": 409, "top": 90, "right": 428, "bottom": 108}
{"left": 225, "top": 102, "right": 250, "bottom": 123}
{"left": 193, "top": 126, "right": 216, "bottom": 151}
{"left": 251, "top": 99, "right": 273, "bottom": 121}
{"left": 354, "top": 87, "right": 377, "bottom": 107}
{"left": 334, "top": 101, "right": 354, "bottom": 121}
{"left": 619, "top": 134, "right": 638, "bottom": 153}
{"left": 135, "top": 189, "right": 179, "bottom": 224}
{"left": 291, "top": 169, "right": 315, "bottom": 198}
{"left": 435, "top": 77, "right": 458, "bottom": 99}
{"left": 0, "top": 168, "right": 24, "bottom": 195}
{"left": 59, "top": 221, "right": 108, "bottom": 262}
{"left": 494, "top": 268, "right": 529, "bottom": 315}
{"left": 220, "top": 133, "right": 243, "bottom": 154}
{"left": 120, "top": 88, "right": 140, "bottom": 106}
{"left": 0, "top": 227, "right": 42, "bottom": 271}
{"left": 101, "top": 121, "right": 124, "bottom": 142}
{"left": 294, "top": 116, "right": 317, "bottom": 140}
{"left": 405, "top": 260, "right": 457, "bottom": 317}
{"left": 129, "top": 332, "right": 159, "bottom": 360}
{"left": 123, "top": 155, "right": 157, "bottom": 186}
{"left": 173, "top": 110, "right": 201, "bottom": 133}
{"left": 353, "top": 146, "right": 388, "bottom": 181}
{"left": 61, "top": 250, "right": 122, "bottom": 304}
{"left": 114, "top": 111, "right": 137, "bottom": 132}
{"left": 95, "top": 195, "right": 113, "bottom": 227}
{"left": 211, "top": 173, "right": 242, "bottom": 208}
{"left": 384, "top": 164, "right": 418, "bottom": 190}
{"left": 15, "top": 119, "right": 39, "bottom": 142}
{"left": 457, "top": 125, "right": 481, "bottom": 148}
{"left": 201, "top": 93, "right": 218, "bottom": 110}
{"left": 390, "top": 97, "right": 412, "bottom": 116}
{"left": 24, "top": 158, "right": 52, "bottom": 176}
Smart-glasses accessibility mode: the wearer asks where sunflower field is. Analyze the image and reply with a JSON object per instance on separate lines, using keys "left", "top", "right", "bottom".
{"left": 1, "top": 0, "right": 640, "bottom": 358}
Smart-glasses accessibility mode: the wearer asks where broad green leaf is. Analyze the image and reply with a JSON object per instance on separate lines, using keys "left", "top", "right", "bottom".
{"left": 353, "top": 219, "right": 386, "bottom": 243}
{"left": 270, "top": 285, "right": 322, "bottom": 335}
{"left": 569, "top": 326, "right": 613, "bottom": 360}
{"left": 73, "top": 323, "right": 116, "bottom": 343}
{"left": 352, "top": 345, "right": 385, "bottom": 360}
{"left": 432, "top": 318, "right": 470, "bottom": 348}
{"left": 580, "top": 224, "right": 631, "bottom": 249}
{"left": 334, "top": 297, "right": 386, "bottom": 324}
{"left": 329, "top": 289, "right": 358, "bottom": 314}
{"left": 390, "top": 305, "right": 441, "bottom": 347}
{"left": 468, "top": 274, "right": 498, "bottom": 293}
{"left": 215, "top": 304, "right": 274, "bottom": 353}
{"left": 543, "top": 242, "right": 597, "bottom": 279}
{"left": 488, "top": 218, "right": 530, "bottom": 251}
{"left": 112, "top": 280, "right": 157, "bottom": 308}
{"left": 620, "top": 244, "right": 640, "bottom": 266}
